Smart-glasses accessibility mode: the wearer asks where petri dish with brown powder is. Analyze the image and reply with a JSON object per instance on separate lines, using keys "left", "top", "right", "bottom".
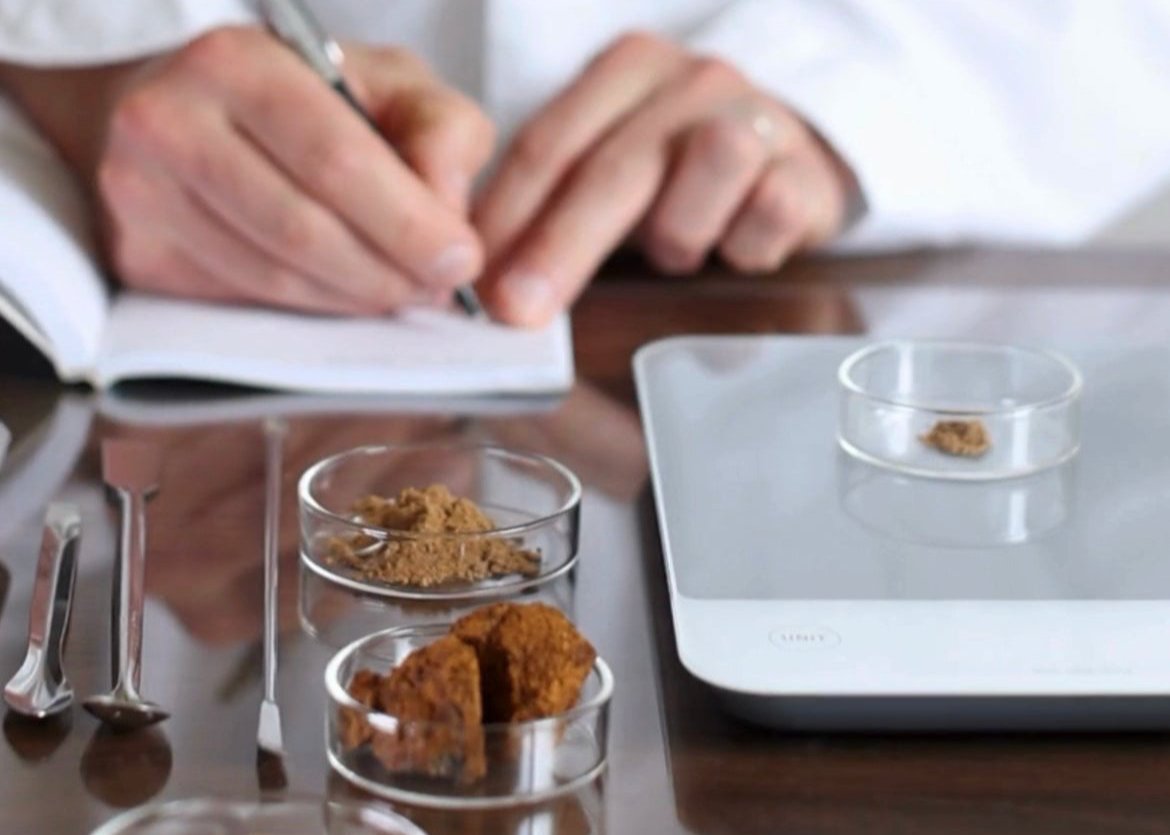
{"left": 299, "top": 444, "right": 581, "bottom": 601}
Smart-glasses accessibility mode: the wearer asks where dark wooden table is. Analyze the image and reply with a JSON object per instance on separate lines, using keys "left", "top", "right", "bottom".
{"left": 2, "top": 248, "right": 1170, "bottom": 834}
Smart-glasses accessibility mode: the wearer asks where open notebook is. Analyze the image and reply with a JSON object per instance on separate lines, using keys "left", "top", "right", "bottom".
{"left": 0, "top": 99, "right": 573, "bottom": 395}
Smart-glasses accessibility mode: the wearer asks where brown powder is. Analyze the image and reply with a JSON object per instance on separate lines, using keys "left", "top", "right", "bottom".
{"left": 326, "top": 484, "right": 541, "bottom": 587}
{"left": 919, "top": 419, "right": 991, "bottom": 458}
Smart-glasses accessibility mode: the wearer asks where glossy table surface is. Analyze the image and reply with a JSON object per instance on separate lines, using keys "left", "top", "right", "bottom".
{"left": 2, "top": 248, "right": 1170, "bottom": 835}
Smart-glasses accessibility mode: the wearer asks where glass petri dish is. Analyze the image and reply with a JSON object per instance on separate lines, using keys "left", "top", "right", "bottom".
{"left": 838, "top": 341, "right": 1082, "bottom": 480}
{"left": 89, "top": 797, "right": 428, "bottom": 835}
{"left": 299, "top": 558, "right": 579, "bottom": 650}
{"left": 325, "top": 624, "right": 612, "bottom": 809}
{"left": 838, "top": 453, "right": 1075, "bottom": 548}
{"left": 298, "top": 444, "right": 581, "bottom": 600}
{"left": 328, "top": 773, "right": 607, "bottom": 835}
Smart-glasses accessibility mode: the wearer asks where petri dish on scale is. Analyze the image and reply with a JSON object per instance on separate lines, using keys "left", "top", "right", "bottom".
{"left": 837, "top": 340, "right": 1083, "bottom": 480}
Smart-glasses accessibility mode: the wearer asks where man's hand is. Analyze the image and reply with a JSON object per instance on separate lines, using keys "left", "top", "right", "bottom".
{"left": 475, "top": 33, "right": 858, "bottom": 327}
{"left": 87, "top": 27, "right": 493, "bottom": 314}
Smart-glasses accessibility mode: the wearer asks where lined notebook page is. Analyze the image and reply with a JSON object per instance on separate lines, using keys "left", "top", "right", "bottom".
{"left": 97, "top": 293, "right": 574, "bottom": 395}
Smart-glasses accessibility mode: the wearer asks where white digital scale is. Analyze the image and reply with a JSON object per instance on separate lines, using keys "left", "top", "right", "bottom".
{"left": 635, "top": 336, "right": 1170, "bottom": 730}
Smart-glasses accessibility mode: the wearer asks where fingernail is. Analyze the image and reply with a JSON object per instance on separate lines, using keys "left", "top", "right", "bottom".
{"left": 429, "top": 242, "right": 478, "bottom": 286}
{"left": 501, "top": 271, "right": 554, "bottom": 324}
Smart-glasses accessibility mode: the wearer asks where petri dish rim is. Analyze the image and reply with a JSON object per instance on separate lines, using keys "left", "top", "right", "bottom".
{"left": 325, "top": 750, "right": 607, "bottom": 811}
{"left": 298, "top": 442, "right": 583, "bottom": 544}
{"left": 837, "top": 340, "right": 1084, "bottom": 417}
{"left": 88, "top": 797, "right": 429, "bottom": 835}
{"left": 297, "top": 544, "right": 579, "bottom": 602}
{"left": 836, "top": 433, "right": 1082, "bottom": 482}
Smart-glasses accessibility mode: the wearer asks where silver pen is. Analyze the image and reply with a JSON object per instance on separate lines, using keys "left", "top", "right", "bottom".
{"left": 258, "top": 0, "right": 486, "bottom": 319}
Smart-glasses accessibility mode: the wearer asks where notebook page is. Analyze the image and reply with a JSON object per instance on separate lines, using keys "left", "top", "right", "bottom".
{"left": 97, "top": 293, "right": 574, "bottom": 395}
{"left": 0, "top": 98, "right": 108, "bottom": 380}
{"left": 97, "top": 389, "right": 560, "bottom": 427}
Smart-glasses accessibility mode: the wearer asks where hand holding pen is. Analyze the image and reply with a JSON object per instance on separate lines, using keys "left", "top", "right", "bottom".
{"left": 260, "top": 0, "right": 486, "bottom": 317}
{"left": 93, "top": 22, "right": 494, "bottom": 316}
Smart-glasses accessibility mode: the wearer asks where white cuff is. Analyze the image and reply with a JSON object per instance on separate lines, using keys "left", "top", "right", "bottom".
{"left": 0, "top": 1, "right": 254, "bottom": 66}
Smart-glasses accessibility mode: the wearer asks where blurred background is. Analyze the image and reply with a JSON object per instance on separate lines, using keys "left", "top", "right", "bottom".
{"left": 1099, "top": 187, "right": 1170, "bottom": 247}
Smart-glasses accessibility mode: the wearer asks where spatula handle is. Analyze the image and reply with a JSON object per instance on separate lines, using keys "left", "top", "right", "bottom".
{"left": 111, "top": 488, "right": 148, "bottom": 692}
{"left": 262, "top": 418, "right": 286, "bottom": 702}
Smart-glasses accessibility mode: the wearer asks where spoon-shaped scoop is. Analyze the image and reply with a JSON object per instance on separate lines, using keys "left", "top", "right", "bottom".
{"left": 4, "top": 503, "right": 81, "bottom": 719}
{"left": 84, "top": 440, "right": 169, "bottom": 731}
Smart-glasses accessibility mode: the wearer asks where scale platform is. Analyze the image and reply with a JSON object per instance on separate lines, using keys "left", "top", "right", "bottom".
{"left": 635, "top": 336, "right": 1170, "bottom": 730}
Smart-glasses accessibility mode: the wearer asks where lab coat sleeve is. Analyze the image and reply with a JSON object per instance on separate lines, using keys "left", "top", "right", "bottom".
{"left": 687, "top": 0, "right": 1170, "bottom": 248}
{"left": 0, "top": 1, "right": 253, "bottom": 66}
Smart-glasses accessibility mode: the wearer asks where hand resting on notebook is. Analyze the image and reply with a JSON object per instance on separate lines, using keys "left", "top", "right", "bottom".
{"left": 477, "top": 32, "right": 859, "bottom": 327}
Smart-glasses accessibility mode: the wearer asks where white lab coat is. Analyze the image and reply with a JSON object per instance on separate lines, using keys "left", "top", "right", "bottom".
{"left": 1, "top": 0, "right": 1170, "bottom": 250}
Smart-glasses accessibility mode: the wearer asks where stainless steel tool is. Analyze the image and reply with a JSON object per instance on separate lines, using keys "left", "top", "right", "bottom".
{"left": 4, "top": 503, "right": 81, "bottom": 719}
{"left": 257, "top": 418, "right": 286, "bottom": 757}
{"left": 84, "top": 440, "right": 169, "bottom": 730}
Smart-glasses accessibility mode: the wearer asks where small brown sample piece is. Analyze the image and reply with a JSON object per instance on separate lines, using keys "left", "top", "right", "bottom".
{"left": 449, "top": 602, "right": 513, "bottom": 656}
{"left": 920, "top": 419, "right": 991, "bottom": 458}
{"left": 327, "top": 484, "right": 542, "bottom": 587}
{"left": 352, "top": 635, "right": 487, "bottom": 783}
{"left": 454, "top": 603, "right": 598, "bottom": 722}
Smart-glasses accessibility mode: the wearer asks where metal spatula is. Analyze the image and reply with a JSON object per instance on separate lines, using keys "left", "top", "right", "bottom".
{"left": 257, "top": 419, "right": 287, "bottom": 764}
